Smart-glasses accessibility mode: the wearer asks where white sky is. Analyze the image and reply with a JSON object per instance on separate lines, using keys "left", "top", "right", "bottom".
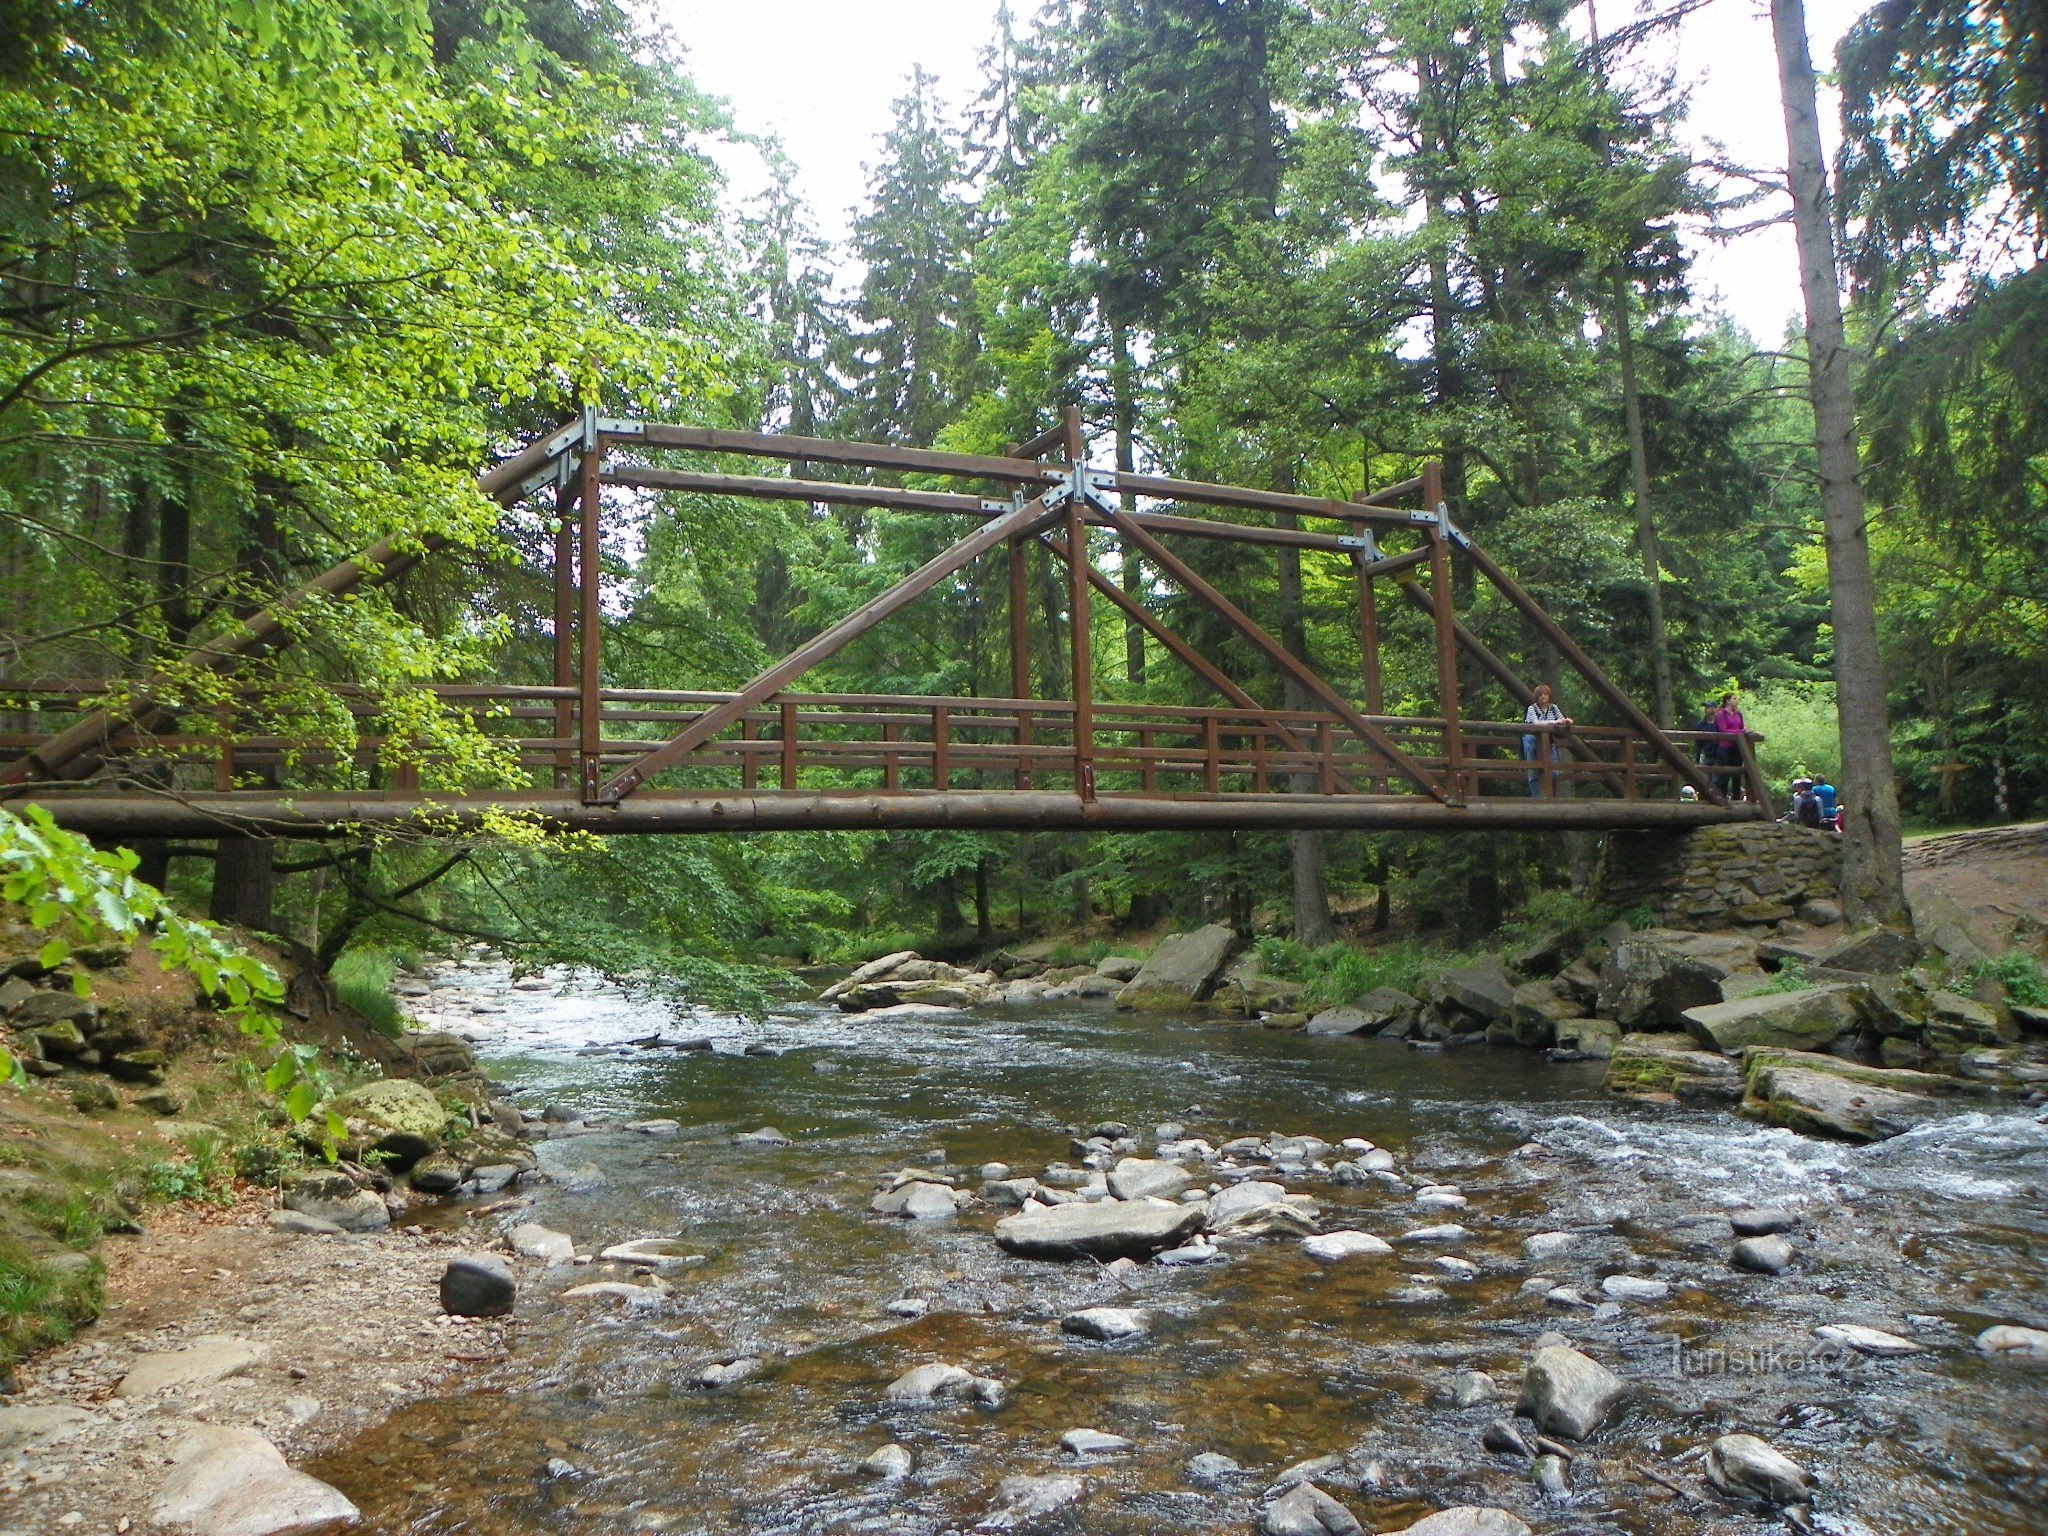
{"left": 652, "top": 0, "right": 1873, "bottom": 345}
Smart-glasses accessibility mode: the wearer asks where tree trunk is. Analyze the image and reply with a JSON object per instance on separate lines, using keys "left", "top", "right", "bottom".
{"left": 1611, "top": 268, "right": 1675, "bottom": 726}
{"left": 1770, "top": 0, "right": 1908, "bottom": 927}
{"left": 1274, "top": 476, "right": 1333, "bottom": 948}
{"left": 1111, "top": 321, "right": 1145, "bottom": 685}
{"left": 209, "top": 837, "right": 277, "bottom": 933}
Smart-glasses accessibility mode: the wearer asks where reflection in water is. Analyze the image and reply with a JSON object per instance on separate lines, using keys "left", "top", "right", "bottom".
{"left": 312, "top": 963, "right": 2048, "bottom": 1534}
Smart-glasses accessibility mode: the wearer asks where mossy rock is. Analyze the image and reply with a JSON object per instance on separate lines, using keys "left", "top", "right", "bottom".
{"left": 315, "top": 1078, "right": 448, "bottom": 1167}
{"left": 1604, "top": 1034, "right": 1742, "bottom": 1102}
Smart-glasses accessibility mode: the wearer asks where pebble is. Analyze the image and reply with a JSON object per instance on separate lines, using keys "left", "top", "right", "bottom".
{"left": 1061, "top": 1307, "right": 1152, "bottom": 1342}
{"left": 1186, "top": 1451, "right": 1244, "bottom": 1487}
{"left": 1261, "top": 1481, "right": 1364, "bottom": 1536}
{"left": 1813, "top": 1322, "right": 1927, "bottom": 1356}
{"left": 1059, "top": 1428, "right": 1133, "bottom": 1457}
{"left": 1398, "top": 1223, "right": 1472, "bottom": 1244}
{"left": 1522, "top": 1231, "right": 1577, "bottom": 1260}
{"left": 1601, "top": 1274, "right": 1670, "bottom": 1302}
{"left": 1729, "top": 1206, "right": 1797, "bottom": 1237}
{"left": 1451, "top": 1370, "right": 1497, "bottom": 1408}
{"left": 1301, "top": 1231, "right": 1393, "bottom": 1261}
{"left": 1977, "top": 1324, "right": 2048, "bottom": 1362}
{"left": 1706, "top": 1432, "right": 1817, "bottom": 1506}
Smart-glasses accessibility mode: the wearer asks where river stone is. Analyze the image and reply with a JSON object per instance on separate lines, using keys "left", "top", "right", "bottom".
{"left": 1976, "top": 1324, "right": 2048, "bottom": 1363}
{"left": 691, "top": 1356, "right": 762, "bottom": 1389}
{"left": 995, "top": 1198, "right": 1206, "bottom": 1260}
{"left": 1517, "top": 1344, "right": 1625, "bottom": 1440}
{"left": 1482, "top": 1418, "right": 1535, "bottom": 1456}
{"left": 977, "top": 1474, "right": 1084, "bottom": 1531}
{"left": 1815, "top": 925, "right": 1921, "bottom": 974}
{"left": 1751, "top": 1065, "right": 1935, "bottom": 1142}
{"left": 1451, "top": 1370, "right": 1498, "bottom": 1408}
{"left": 508, "top": 1222, "right": 575, "bottom": 1263}
{"left": 1813, "top": 1322, "right": 1927, "bottom": 1356}
{"left": 819, "top": 950, "right": 917, "bottom": 1001}
{"left": 1061, "top": 1427, "right": 1134, "bottom": 1457}
{"left": 624, "top": 1118, "right": 681, "bottom": 1136}
{"left": 733, "top": 1125, "right": 792, "bottom": 1147}
{"left": 1682, "top": 985, "right": 1863, "bottom": 1054}
{"left": 1436, "top": 957, "right": 1515, "bottom": 1022}
{"left": 268, "top": 1210, "right": 344, "bottom": 1236}
{"left": 1062, "top": 1306, "right": 1152, "bottom": 1341}
{"left": 1601, "top": 1274, "right": 1670, "bottom": 1302}
{"left": 598, "top": 1237, "right": 702, "bottom": 1270}
{"left": 1604, "top": 1033, "right": 1744, "bottom": 1102}
{"left": 1598, "top": 930, "right": 1758, "bottom": 1029}
{"left": 1155, "top": 1236, "right": 1225, "bottom": 1266}
{"left": 1096, "top": 954, "right": 1143, "bottom": 981}
{"left": 1522, "top": 1231, "right": 1577, "bottom": 1260}
{"left": 1207, "top": 1179, "right": 1289, "bottom": 1223}
{"left": 282, "top": 1184, "right": 389, "bottom": 1234}
{"left": 409, "top": 1150, "right": 463, "bottom": 1194}
{"left": 1730, "top": 1207, "right": 1796, "bottom": 1236}
{"left": 1115, "top": 924, "right": 1240, "bottom": 1010}
{"left": 1107, "top": 1157, "right": 1193, "bottom": 1201}
{"left": 116, "top": 1335, "right": 267, "bottom": 1397}
{"left": 471, "top": 1164, "right": 519, "bottom": 1193}
{"left": 318, "top": 1077, "right": 448, "bottom": 1166}
{"left": 440, "top": 1253, "right": 516, "bottom": 1317}
{"left": 1302, "top": 1230, "right": 1394, "bottom": 1261}
{"left": 152, "top": 1424, "right": 359, "bottom": 1536}
{"left": 862, "top": 1442, "right": 914, "bottom": 1480}
{"left": 1394, "top": 1510, "right": 1534, "bottom": 1536}
{"left": 1705, "top": 1433, "right": 1817, "bottom": 1506}
{"left": 885, "top": 1362, "right": 1006, "bottom": 1406}
{"left": 1304, "top": 1004, "right": 1380, "bottom": 1036}
{"left": 1260, "top": 1482, "right": 1365, "bottom": 1536}
{"left": 1399, "top": 1222, "right": 1472, "bottom": 1243}
{"left": 1186, "top": 1452, "right": 1245, "bottom": 1487}
{"left": 1732, "top": 1235, "right": 1796, "bottom": 1274}
{"left": 1925, "top": 990, "right": 2018, "bottom": 1052}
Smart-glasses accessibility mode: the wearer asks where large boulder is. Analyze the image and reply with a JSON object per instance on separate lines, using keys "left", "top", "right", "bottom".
{"left": 993, "top": 1199, "right": 1207, "bottom": 1260}
{"left": 1115, "top": 925, "right": 1240, "bottom": 1011}
{"left": 1924, "top": 990, "right": 2018, "bottom": 1052}
{"left": 152, "top": 1425, "right": 358, "bottom": 1536}
{"left": 281, "top": 1169, "right": 389, "bottom": 1232}
{"left": 1597, "top": 930, "right": 1760, "bottom": 1029}
{"left": 1909, "top": 889, "right": 1992, "bottom": 966}
{"left": 1211, "top": 956, "right": 1307, "bottom": 1017}
{"left": 1748, "top": 1063, "right": 1936, "bottom": 1142}
{"left": 1106, "top": 1157, "right": 1193, "bottom": 1201}
{"left": 1814, "top": 925, "right": 1921, "bottom": 975}
{"left": 316, "top": 1078, "right": 448, "bottom": 1166}
{"left": 440, "top": 1253, "right": 516, "bottom": 1317}
{"left": 1497, "top": 980, "right": 1582, "bottom": 1048}
{"left": 1431, "top": 957, "right": 1515, "bottom": 1023}
{"left": 1517, "top": 1344, "right": 1625, "bottom": 1440}
{"left": 1604, "top": 1034, "right": 1743, "bottom": 1102}
{"left": 819, "top": 950, "right": 917, "bottom": 1002}
{"left": 1305, "top": 986, "right": 1419, "bottom": 1037}
{"left": 1681, "top": 985, "right": 1865, "bottom": 1054}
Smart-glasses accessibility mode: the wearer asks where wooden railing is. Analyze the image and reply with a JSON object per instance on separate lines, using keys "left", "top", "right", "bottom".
{"left": 0, "top": 683, "right": 1770, "bottom": 811}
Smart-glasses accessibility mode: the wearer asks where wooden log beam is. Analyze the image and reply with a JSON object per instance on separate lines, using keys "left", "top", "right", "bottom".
{"left": 633, "top": 423, "right": 1062, "bottom": 486}
{"left": 1113, "top": 470, "right": 1419, "bottom": 527}
{"left": 595, "top": 494, "right": 1067, "bottom": 802}
{"left": 17, "top": 790, "right": 1768, "bottom": 838}
{"left": 602, "top": 466, "right": 992, "bottom": 517}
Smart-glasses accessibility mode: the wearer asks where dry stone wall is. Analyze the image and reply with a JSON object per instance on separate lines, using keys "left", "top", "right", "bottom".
{"left": 1599, "top": 824, "right": 1843, "bottom": 931}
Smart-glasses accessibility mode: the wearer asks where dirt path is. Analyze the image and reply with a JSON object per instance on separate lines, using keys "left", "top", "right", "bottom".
{"left": 0, "top": 1201, "right": 516, "bottom": 1534}
{"left": 1905, "top": 819, "right": 2048, "bottom": 949}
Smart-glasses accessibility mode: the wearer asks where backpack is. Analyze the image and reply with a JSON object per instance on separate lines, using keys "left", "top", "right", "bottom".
{"left": 1813, "top": 782, "right": 1838, "bottom": 819}
{"left": 1794, "top": 790, "right": 1823, "bottom": 828}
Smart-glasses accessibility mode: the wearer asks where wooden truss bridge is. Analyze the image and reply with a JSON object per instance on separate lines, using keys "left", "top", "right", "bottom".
{"left": 0, "top": 408, "right": 1767, "bottom": 838}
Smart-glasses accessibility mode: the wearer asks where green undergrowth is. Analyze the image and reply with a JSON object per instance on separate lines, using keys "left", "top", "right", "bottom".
{"left": 0, "top": 1238, "right": 101, "bottom": 1368}
{"left": 1252, "top": 936, "right": 1470, "bottom": 1012}
{"left": 330, "top": 947, "right": 410, "bottom": 1037}
{"left": 807, "top": 927, "right": 927, "bottom": 966}
{"left": 1044, "top": 935, "right": 1123, "bottom": 968}
{"left": 1971, "top": 951, "right": 2048, "bottom": 1008}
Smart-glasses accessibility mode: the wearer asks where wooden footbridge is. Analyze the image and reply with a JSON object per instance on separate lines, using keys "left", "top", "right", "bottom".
{"left": 0, "top": 409, "right": 1767, "bottom": 838}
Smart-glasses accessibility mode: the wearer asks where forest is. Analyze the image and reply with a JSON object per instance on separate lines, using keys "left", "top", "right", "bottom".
{"left": 0, "top": 0, "right": 2041, "bottom": 1010}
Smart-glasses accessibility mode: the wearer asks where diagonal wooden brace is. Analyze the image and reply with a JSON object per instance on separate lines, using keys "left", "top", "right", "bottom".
{"left": 596, "top": 493, "right": 1068, "bottom": 803}
{"left": 1039, "top": 532, "right": 1360, "bottom": 795}
{"left": 1100, "top": 508, "right": 1449, "bottom": 804}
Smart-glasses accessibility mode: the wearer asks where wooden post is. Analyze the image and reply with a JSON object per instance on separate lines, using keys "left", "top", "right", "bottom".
{"left": 1354, "top": 552, "right": 1383, "bottom": 715}
{"left": 883, "top": 721, "right": 901, "bottom": 791}
{"left": 1064, "top": 407, "right": 1094, "bottom": 801}
{"left": 553, "top": 480, "right": 575, "bottom": 789}
{"left": 578, "top": 425, "right": 603, "bottom": 800}
{"left": 1010, "top": 537, "right": 1032, "bottom": 789}
{"left": 740, "top": 718, "right": 757, "bottom": 791}
{"left": 1423, "top": 462, "right": 1463, "bottom": 803}
{"left": 779, "top": 700, "right": 798, "bottom": 790}
{"left": 1203, "top": 715, "right": 1221, "bottom": 794}
{"left": 933, "top": 704, "right": 951, "bottom": 791}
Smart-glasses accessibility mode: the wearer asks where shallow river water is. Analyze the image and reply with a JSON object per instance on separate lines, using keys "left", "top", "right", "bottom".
{"left": 311, "top": 963, "right": 2048, "bottom": 1536}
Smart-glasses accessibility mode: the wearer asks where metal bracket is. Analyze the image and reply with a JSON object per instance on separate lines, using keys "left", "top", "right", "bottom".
{"left": 982, "top": 490, "right": 1030, "bottom": 515}
{"left": 595, "top": 416, "right": 644, "bottom": 438}
{"left": 1338, "top": 531, "right": 1382, "bottom": 559}
{"left": 1436, "top": 501, "right": 1472, "bottom": 549}
{"left": 517, "top": 451, "right": 581, "bottom": 501}
{"left": 1068, "top": 464, "right": 1119, "bottom": 513}
{"left": 540, "top": 420, "right": 586, "bottom": 461}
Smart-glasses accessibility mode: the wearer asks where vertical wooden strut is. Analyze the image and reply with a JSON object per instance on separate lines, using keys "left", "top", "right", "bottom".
{"left": 1423, "top": 462, "right": 1464, "bottom": 803}
{"left": 552, "top": 480, "right": 576, "bottom": 789}
{"left": 1064, "top": 406, "right": 1094, "bottom": 801}
{"left": 577, "top": 416, "right": 603, "bottom": 800}
{"left": 1009, "top": 538, "right": 1032, "bottom": 788}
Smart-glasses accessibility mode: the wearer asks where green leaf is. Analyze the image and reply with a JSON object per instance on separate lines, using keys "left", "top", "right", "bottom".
{"left": 284, "top": 1079, "right": 317, "bottom": 1122}
{"left": 38, "top": 937, "right": 70, "bottom": 969}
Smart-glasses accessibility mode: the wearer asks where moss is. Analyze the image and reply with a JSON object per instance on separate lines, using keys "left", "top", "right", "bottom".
{"left": 0, "top": 1238, "right": 102, "bottom": 1368}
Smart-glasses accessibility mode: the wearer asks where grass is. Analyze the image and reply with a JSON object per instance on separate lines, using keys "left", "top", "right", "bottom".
{"left": 331, "top": 946, "right": 406, "bottom": 1037}
{"left": 1252, "top": 936, "right": 1469, "bottom": 1012}
{"left": 0, "top": 1240, "right": 101, "bottom": 1368}
{"left": 1971, "top": 952, "right": 2048, "bottom": 1008}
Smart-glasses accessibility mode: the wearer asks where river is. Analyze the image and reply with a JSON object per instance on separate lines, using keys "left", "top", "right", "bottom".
{"left": 309, "top": 960, "right": 2048, "bottom": 1535}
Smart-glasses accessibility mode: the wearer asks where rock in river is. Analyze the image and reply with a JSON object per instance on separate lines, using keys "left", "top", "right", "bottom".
{"left": 1393, "top": 1510, "right": 1533, "bottom": 1536}
{"left": 151, "top": 1423, "right": 359, "bottom": 1536}
{"left": 1682, "top": 985, "right": 1864, "bottom": 1053}
{"left": 994, "top": 1198, "right": 1206, "bottom": 1261}
{"left": 1301, "top": 1230, "right": 1393, "bottom": 1261}
{"left": 1260, "top": 1482, "right": 1365, "bottom": 1536}
{"left": 885, "top": 1362, "right": 1006, "bottom": 1407}
{"left": 1705, "top": 1433, "right": 1817, "bottom": 1506}
{"left": 1114, "top": 924, "right": 1239, "bottom": 1011}
{"left": 733, "top": 1125, "right": 793, "bottom": 1147}
{"left": 599, "top": 1237, "right": 703, "bottom": 1271}
{"left": 1060, "top": 1428, "right": 1133, "bottom": 1457}
{"left": 508, "top": 1222, "right": 575, "bottom": 1263}
{"left": 1812, "top": 1322, "right": 1927, "bottom": 1356}
{"left": 1517, "top": 1344, "right": 1625, "bottom": 1440}
{"left": 1106, "top": 1156, "right": 1193, "bottom": 1201}
{"left": 1061, "top": 1306, "right": 1152, "bottom": 1341}
{"left": 440, "top": 1253, "right": 516, "bottom": 1318}
{"left": 1747, "top": 1063, "right": 1936, "bottom": 1143}
{"left": 862, "top": 1443, "right": 914, "bottom": 1480}
{"left": 1977, "top": 1324, "right": 2048, "bottom": 1363}
{"left": 1731, "top": 1235, "right": 1796, "bottom": 1274}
